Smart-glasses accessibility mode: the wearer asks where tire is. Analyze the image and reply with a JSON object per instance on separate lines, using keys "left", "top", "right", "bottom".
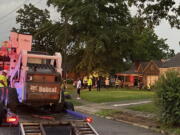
{"left": 64, "top": 102, "right": 74, "bottom": 111}
{"left": 7, "top": 88, "right": 19, "bottom": 112}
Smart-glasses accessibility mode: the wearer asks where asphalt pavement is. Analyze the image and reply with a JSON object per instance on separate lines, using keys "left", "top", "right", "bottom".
{"left": 0, "top": 127, "right": 18, "bottom": 135}
{"left": 0, "top": 116, "right": 162, "bottom": 135}
{"left": 91, "top": 114, "right": 162, "bottom": 135}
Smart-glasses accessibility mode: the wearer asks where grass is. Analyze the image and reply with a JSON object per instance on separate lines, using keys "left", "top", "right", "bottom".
{"left": 66, "top": 84, "right": 75, "bottom": 91}
{"left": 64, "top": 85, "right": 82, "bottom": 106}
{"left": 95, "top": 109, "right": 121, "bottom": 117}
{"left": 66, "top": 99, "right": 83, "bottom": 106}
{"left": 161, "top": 126, "right": 180, "bottom": 135}
{"left": 127, "top": 102, "right": 158, "bottom": 113}
{"left": 80, "top": 88, "right": 155, "bottom": 103}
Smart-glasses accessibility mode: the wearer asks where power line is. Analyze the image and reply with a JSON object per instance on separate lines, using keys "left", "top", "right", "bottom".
{"left": 0, "top": 0, "right": 42, "bottom": 25}
{"left": 0, "top": 0, "right": 29, "bottom": 21}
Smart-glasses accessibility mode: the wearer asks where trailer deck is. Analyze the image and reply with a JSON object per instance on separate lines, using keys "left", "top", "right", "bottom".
{"left": 1, "top": 105, "right": 99, "bottom": 135}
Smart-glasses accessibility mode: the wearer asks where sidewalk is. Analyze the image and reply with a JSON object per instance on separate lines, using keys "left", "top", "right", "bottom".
{"left": 68, "top": 90, "right": 176, "bottom": 135}
{"left": 75, "top": 99, "right": 155, "bottom": 119}
{"left": 74, "top": 99, "right": 164, "bottom": 134}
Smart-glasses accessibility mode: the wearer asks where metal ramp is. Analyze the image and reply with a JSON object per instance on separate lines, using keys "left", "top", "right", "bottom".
{"left": 71, "top": 121, "right": 99, "bottom": 135}
{"left": 19, "top": 121, "right": 99, "bottom": 135}
{"left": 19, "top": 123, "right": 46, "bottom": 135}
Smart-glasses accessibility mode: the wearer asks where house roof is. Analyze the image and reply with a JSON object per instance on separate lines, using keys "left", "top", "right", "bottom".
{"left": 118, "top": 63, "right": 139, "bottom": 75}
{"left": 116, "top": 60, "right": 164, "bottom": 76}
{"left": 152, "top": 60, "right": 164, "bottom": 68}
{"left": 140, "top": 62, "right": 149, "bottom": 70}
{"left": 161, "top": 53, "right": 180, "bottom": 68}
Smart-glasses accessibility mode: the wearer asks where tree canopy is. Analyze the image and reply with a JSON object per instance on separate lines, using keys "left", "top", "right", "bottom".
{"left": 46, "top": 0, "right": 175, "bottom": 73}
{"left": 13, "top": 1, "right": 176, "bottom": 74}
{"left": 127, "top": 0, "right": 180, "bottom": 28}
{"left": 13, "top": 4, "right": 57, "bottom": 53}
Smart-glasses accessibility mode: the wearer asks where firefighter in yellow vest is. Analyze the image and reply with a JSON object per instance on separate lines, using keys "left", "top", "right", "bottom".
{"left": 0, "top": 70, "right": 8, "bottom": 87}
{"left": 87, "top": 77, "right": 92, "bottom": 91}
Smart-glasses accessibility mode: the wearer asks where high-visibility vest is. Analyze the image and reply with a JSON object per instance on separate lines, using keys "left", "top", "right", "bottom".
{"left": 87, "top": 79, "right": 92, "bottom": 86}
{"left": 0, "top": 75, "right": 7, "bottom": 87}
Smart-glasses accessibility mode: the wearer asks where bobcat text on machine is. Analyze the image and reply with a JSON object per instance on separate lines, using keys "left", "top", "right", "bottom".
{"left": 0, "top": 32, "right": 99, "bottom": 135}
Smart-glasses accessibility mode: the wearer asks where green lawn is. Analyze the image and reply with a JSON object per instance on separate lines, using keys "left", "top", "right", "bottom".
{"left": 126, "top": 102, "right": 158, "bottom": 113}
{"left": 66, "top": 99, "right": 83, "bottom": 106}
{"left": 163, "top": 126, "right": 180, "bottom": 135}
{"left": 80, "top": 88, "right": 154, "bottom": 103}
{"left": 95, "top": 109, "right": 121, "bottom": 117}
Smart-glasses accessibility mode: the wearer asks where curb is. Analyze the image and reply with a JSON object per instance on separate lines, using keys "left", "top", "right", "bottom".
{"left": 76, "top": 108, "right": 174, "bottom": 135}
{"left": 103, "top": 116, "right": 167, "bottom": 135}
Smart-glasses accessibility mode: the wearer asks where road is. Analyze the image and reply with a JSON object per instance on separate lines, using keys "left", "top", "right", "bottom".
{"left": 91, "top": 114, "right": 162, "bottom": 135}
{"left": 0, "top": 115, "right": 162, "bottom": 135}
{"left": 0, "top": 127, "right": 18, "bottom": 135}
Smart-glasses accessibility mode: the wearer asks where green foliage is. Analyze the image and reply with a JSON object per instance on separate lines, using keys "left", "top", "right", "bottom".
{"left": 66, "top": 79, "right": 73, "bottom": 84}
{"left": 47, "top": 0, "right": 174, "bottom": 74}
{"left": 15, "top": 4, "right": 50, "bottom": 34}
{"left": 155, "top": 71, "right": 180, "bottom": 126}
{"left": 129, "top": 25, "right": 175, "bottom": 61}
{"left": 163, "top": 127, "right": 180, "bottom": 135}
{"left": 13, "top": 4, "right": 56, "bottom": 54}
{"left": 127, "top": 0, "right": 180, "bottom": 28}
{"left": 13, "top": 1, "right": 176, "bottom": 74}
{"left": 47, "top": 0, "right": 132, "bottom": 73}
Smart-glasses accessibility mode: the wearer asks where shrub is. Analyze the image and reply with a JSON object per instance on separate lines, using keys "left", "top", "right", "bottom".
{"left": 155, "top": 71, "right": 180, "bottom": 126}
{"left": 66, "top": 79, "right": 73, "bottom": 84}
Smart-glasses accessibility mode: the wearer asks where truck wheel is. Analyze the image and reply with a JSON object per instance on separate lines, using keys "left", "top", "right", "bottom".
{"left": 0, "top": 102, "right": 6, "bottom": 125}
{"left": 64, "top": 102, "right": 74, "bottom": 111}
{"left": 7, "top": 88, "right": 19, "bottom": 112}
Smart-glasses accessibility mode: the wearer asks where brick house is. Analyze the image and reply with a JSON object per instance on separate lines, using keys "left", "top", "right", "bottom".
{"left": 116, "top": 60, "right": 163, "bottom": 87}
{"left": 116, "top": 53, "right": 180, "bottom": 88}
{"left": 159, "top": 53, "right": 180, "bottom": 75}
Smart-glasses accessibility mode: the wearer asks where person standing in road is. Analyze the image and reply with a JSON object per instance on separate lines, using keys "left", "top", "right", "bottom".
{"left": 87, "top": 77, "right": 92, "bottom": 91}
{"left": 76, "top": 78, "right": 82, "bottom": 99}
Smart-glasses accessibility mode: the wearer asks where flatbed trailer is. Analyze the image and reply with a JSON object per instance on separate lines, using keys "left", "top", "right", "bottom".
{"left": 1, "top": 105, "right": 99, "bottom": 135}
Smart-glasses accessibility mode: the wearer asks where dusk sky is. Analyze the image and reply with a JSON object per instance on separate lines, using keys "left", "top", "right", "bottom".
{"left": 0, "top": 0, "right": 180, "bottom": 53}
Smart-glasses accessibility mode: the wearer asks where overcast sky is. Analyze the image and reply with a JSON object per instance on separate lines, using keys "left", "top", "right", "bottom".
{"left": 0, "top": 0, "right": 180, "bottom": 53}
